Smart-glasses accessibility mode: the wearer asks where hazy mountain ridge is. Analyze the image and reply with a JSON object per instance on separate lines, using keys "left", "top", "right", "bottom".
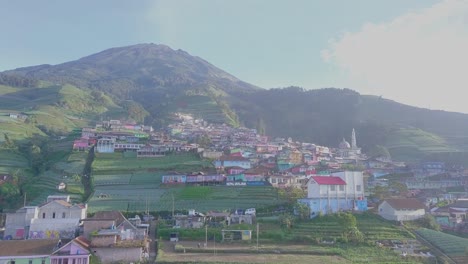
{"left": 3, "top": 43, "right": 468, "bottom": 160}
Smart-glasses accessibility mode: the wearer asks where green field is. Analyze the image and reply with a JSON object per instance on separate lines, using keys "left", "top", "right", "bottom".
{"left": 87, "top": 152, "right": 284, "bottom": 213}
{"left": 416, "top": 228, "right": 468, "bottom": 263}
{"left": 386, "top": 128, "right": 458, "bottom": 161}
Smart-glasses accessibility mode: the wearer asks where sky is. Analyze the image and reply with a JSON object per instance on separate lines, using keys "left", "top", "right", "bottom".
{"left": 2, "top": 0, "right": 467, "bottom": 113}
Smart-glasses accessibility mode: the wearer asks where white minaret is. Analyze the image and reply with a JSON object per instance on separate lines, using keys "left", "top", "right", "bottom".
{"left": 351, "top": 128, "right": 357, "bottom": 149}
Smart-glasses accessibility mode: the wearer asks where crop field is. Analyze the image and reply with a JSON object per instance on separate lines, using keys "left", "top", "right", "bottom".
{"left": 0, "top": 150, "right": 29, "bottom": 174}
{"left": 257, "top": 213, "right": 414, "bottom": 244}
{"left": 416, "top": 228, "right": 468, "bottom": 263}
{"left": 88, "top": 184, "right": 283, "bottom": 214}
{"left": 54, "top": 151, "right": 87, "bottom": 175}
{"left": 93, "top": 152, "right": 211, "bottom": 172}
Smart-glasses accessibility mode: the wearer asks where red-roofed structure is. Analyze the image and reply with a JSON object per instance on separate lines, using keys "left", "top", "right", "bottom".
{"left": 311, "top": 176, "right": 346, "bottom": 185}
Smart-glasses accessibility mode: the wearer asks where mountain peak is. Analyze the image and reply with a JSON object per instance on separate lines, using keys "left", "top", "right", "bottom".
{"left": 4, "top": 43, "right": 259, "bottom": 92}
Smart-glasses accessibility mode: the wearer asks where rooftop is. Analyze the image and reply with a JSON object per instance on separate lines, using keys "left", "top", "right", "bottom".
{"left": 384, "top": 198, "right": 425, "bottom": 210}
{"left": 311, "top": 176, "right": 346, "bottom": 185}
{"left": 0, "top": 239, "right": 59, "bottom": 256}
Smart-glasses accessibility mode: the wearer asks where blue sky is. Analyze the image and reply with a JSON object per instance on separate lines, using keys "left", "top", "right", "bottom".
{"left": 3, "top": 0, "right": 468, "bottom": 113}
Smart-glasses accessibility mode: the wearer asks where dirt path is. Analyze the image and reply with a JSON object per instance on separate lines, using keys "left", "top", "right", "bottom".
{"left": 148, "top": 220, "right": 157, "bottom": 263}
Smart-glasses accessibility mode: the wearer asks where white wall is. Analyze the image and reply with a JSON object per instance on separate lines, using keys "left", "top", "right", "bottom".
{"left": 378, "top": 201, "right": 425, "bottom": 221}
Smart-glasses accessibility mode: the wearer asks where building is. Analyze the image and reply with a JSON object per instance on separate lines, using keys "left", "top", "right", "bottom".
{"left": 214, "top": 156, "right": 251, "bottom": 169}
{"left": 0, "top": 239, "right": 59, "bottom": 264}
{"left": 337, "top": 129, "right": 362, "bottom": 160}
{"left": 299, "top": 171, "right": 367, "bottom": 217}
{"left": 4, "top": 196, "right": 87, "bottom": 240}
{"left": 96, "top": 138, "right": 115, "bottom": 153}
{"left": 82, "top": 211, "right": 148, "bottom": 264}
{"left": 50, "top": 237, "right": 91, "bottom": 264}
{"left": 378, "top": 198, "right": 426, "bottom": 221}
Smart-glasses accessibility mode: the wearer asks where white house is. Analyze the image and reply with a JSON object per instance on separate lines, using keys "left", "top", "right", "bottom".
{"left": 299, "top": 171, "right": 367, "bottom": 217}
{"left": 5, "top": 196, "right": 87, "bottom": 240}
{"left": 378, "top": 198, "right": 426, "bottom": 221}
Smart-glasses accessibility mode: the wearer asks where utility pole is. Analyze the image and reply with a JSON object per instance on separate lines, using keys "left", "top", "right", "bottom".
{"left": 172, "top": 193, "right": 175, "bottom": 225}
{"left": 23, "top": 192, "right": 27, "bottom": 207}
{"left": 205, "top": 225, "right": 208, "bottom": 248}
{"left": 256, "top": 223, "right": 259, "bottom": 251}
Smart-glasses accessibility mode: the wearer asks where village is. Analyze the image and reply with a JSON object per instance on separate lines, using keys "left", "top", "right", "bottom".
{"left": 2, "top": 113, "right": 468, "bottom": 263}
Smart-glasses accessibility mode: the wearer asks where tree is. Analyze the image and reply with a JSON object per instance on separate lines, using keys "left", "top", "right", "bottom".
{"left": 338, "top": 213, "right": 364, "bottom": 244}
{"left": 278, "top": 186, "right": 306, "bottom": 204}
{"left": 279, "top": 213, "right": 295, "bottom": 229}
{"left": 196, "top": 134, "right": 212, "bottom": 148}
{"left": 416, "top": 215, "right": 440, "bottom": 231}
{"left": 256, "top": 117, "right": 266, "bottom": 136}
{"left": 2, "top": 133, "right": 15, "bottom": 149}
{"left": 369, "top": 145, "right": 391, "bottom": 160}
{"left": 294, "top": 202, "right": 310, "bottom": 220}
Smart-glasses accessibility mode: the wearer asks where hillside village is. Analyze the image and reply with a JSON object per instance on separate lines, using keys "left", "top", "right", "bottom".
{"left": 2, "top": 113, "right": 468, "bottom": 263}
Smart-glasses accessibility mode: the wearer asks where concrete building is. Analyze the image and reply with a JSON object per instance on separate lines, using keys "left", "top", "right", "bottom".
{"left": 5, "top": 196, "right": 87, "bottom": 240}
{"left": 378, "top": 198, "right": 426, "bottom": 221}
{"left": 299, "top": 171, "right": 367, "bottom": 217}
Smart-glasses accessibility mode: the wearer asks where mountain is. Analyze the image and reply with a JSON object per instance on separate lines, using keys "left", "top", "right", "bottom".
{"left": 6, "top": 43, "right": 259, "bottom": 127}
{"left": 3, "top": 43, "right": 468, "bottom": 162}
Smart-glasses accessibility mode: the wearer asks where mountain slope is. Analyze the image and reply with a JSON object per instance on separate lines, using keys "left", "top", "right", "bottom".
{"left": 6, "top": 43, "right": 256, "bottom": 126}
{"left": 3, "top": 43, "right": 468, "bottom": 161}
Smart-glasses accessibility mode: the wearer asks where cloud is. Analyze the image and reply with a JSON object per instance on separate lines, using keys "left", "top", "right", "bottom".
{"left": 322, "top": 0, "right": 468, "bottom": 113}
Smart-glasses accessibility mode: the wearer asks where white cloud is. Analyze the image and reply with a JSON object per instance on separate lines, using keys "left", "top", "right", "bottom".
{"left": 322, "top": 0, "right": 468, "bottom": 113}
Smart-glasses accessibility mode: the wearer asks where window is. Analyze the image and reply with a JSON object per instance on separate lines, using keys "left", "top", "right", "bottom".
{"left": 330, "top": 185, "right": 336, "bottom": 191}
{"left": 53, "top": 212, "right": 56, "bottom": 219}
{"left": 29, "top": 260, "right": 32, "bottom": 264}
{"left": 62, "top": 212, "right": 66, "bottom": 218}
{"left": 356, "top": 185, "right": 362, "bottom": 192}
{"left": 10, "top": 261, "right": 15, "bottom": 264}
{"left": 271, "top": 178, "right": 277, "bottom": 183}
{"left": 82, "top": 259, "right": 87, "bottom": 264}
{"left": 339, "top": 185, "right": 345, "bottom": 191}
{"left": 42, "top": 259, "right": 46, "bottom": 264}
{"left": 42, "top": 213, "right": 46, "bottom": 219}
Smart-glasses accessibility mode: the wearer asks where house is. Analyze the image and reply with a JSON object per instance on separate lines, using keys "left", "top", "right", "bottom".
{"left": 228, "top": 214, "right": 254, "bottom": 225}
{"left": 72, "top": 139, "right": 89, "bottom": 151}
{"left": 4, "top": 196, "right": 87, "bottom": 240}
{"left": 136, "top": 144, "right": 166, "bottom": 157}
{"left": 50, "top": 237, "right": 91, "bottom": 264}
{"left": 82, "top": 211, "right": 148, "bottom": 264}
{"left": 431, "top": 199, "right": 468, "bottom": 228}
{"left": 378, "top": 198, "right": 426, "bottom": 221}
{"left": 299, "top": 171, "right": 367, "bottom": 217}
{"left": 0, "top": 239, "right": 59, "bottom": 264}
{"left": 214, "top": 156, "right": 251, "bottom": 169}
{"left": 202, "top": 150, "right": 223, "bottom": 159}
{"left": 96, "top": 138, "right": 115, "bottom": 153}
{"left": 174, "top": 215, "right": 205, "bottom": 229}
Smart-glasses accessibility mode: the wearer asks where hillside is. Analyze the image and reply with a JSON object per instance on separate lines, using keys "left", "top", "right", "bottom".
{"left": 3, "top": 43, "right": 468, "bottom": 161}
{"left": 5, "top": 43, "right": 257, "bottom": 126}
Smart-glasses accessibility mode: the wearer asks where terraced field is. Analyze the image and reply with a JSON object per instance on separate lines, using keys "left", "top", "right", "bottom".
{"left": 258, "top": 213, "right": 413, "bottom": 243}
{"left": 416, "top": 228, "right": 468, "bottom": 263}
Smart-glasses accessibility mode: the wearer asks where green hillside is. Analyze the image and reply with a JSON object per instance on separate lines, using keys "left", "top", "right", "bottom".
{"left": 3, "top": 44, "right": 468, "bottom": 162}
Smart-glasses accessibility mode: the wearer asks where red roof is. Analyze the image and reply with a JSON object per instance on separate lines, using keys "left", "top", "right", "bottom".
{"left": 311, "top": 176, "right": 346, "bottom": 185}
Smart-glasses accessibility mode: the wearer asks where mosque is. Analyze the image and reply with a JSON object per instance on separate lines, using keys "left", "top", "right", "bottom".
{"left": 337, "top": 128, "right": 364, "bottom": 161}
